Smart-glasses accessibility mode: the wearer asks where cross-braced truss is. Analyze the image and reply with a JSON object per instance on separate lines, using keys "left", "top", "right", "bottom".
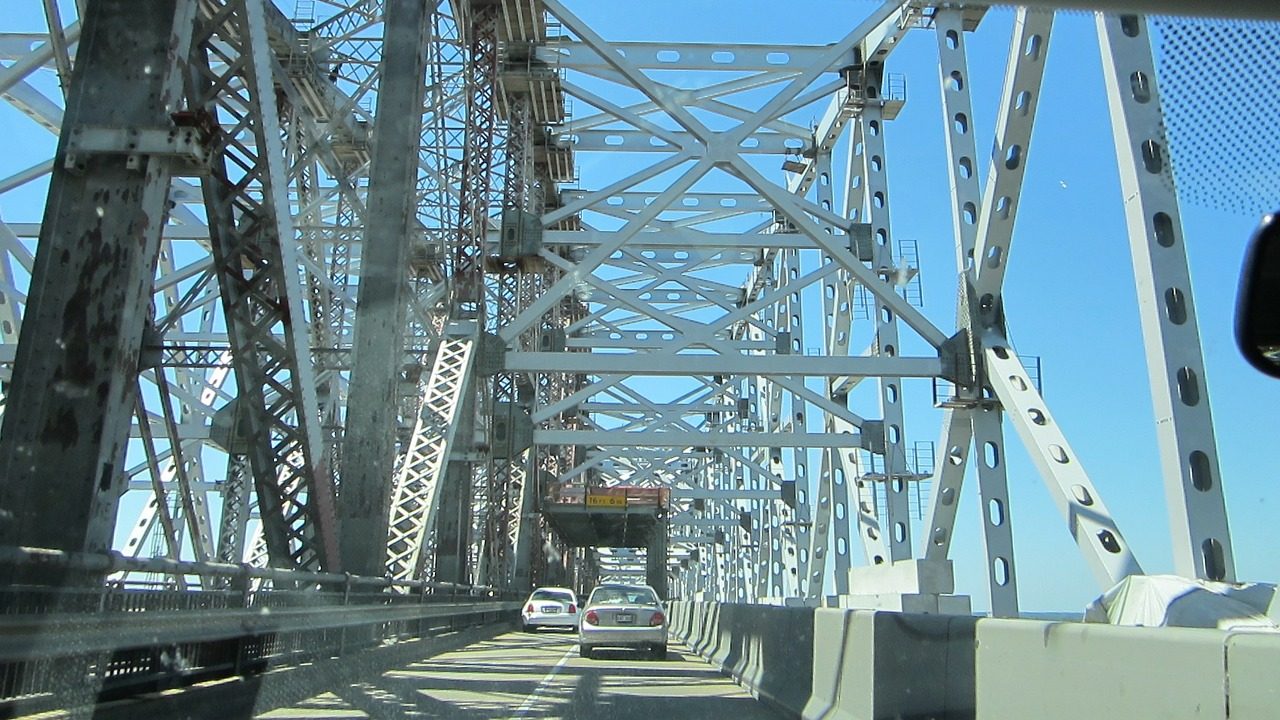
{"left": 0, "top": 0, "right": 1262, "bottom": 614}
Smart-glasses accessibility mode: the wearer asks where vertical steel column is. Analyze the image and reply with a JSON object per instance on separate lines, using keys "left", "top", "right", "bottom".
{"left": 858, "top": 100, "right": 912, "bottom": 562}
{"left": 922, "top": 408, "right": 973, "bottom": 562}
{"left": 806, "top": 151, "right": 838, "bottom": 599}
{"left": 293, "top": 114, "right": 349, "bottom": 535}
{"left": 216, "top": 454, "right": 253, "bottom": 566}
{"left": 936, "top": 5, "right": 1020, "bottom": 615}
{"left": 971, "top": 404, "right": 1018, "bottom": 616}
{"left": 935, "top": 8, "right": 983, "bottom": 271}
{"left": 337, "top": 0, "right": 430, "bottom": 576}
{"left": 0, "top": 0, "right": 196, "bottom": 561}
{"left": 1097, "top": 13, "right": 1234, "bottom": 581}
{"left": 969, "top": 8, "right": 1054, "bottom": 616}
{"left": 646, "top": 522, "right": 668, "bottom": 598}
{"left": 454, "top": 0, "right": 499, "bottom": 316}
{"left": 840, "top": 120, "right": 882, "bottom": 573}
{"left": 762, "top": 258, "right": 793, "bottom": 597}
{"left": 507, "top": 447, "right": 538, "bottom": 592}
{"left": 459, "top": 0, "right": 500, "bottom": 586}
{"left": 778, "top": 247, "right": 813, "bottom": 595}
{"left": 434, "top": 396, "right": 477, "bottom": 584}
{"left": 737, "top": 373, "right": 763, "bottom": 599}
{"left": 508, "top": 293, "right": 543, "bottom": 592}
{"left": 492, "top": 82, "right": 537, "bottom": 591}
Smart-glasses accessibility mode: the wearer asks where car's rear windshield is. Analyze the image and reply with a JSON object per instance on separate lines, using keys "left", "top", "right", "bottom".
{"left": 531, "top": 590, "right": 574, "bottom": 603}
{"left": 588, "top": 587, "right": 658, "bottom": 605}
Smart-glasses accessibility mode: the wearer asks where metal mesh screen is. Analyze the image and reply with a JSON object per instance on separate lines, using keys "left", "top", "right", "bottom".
{"left": 1153, "top": 18, "right": 1280, "bottom": 216}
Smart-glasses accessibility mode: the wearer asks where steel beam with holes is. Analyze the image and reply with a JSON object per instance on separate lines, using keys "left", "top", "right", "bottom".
{"left": 1097, "top": 12, "right": 1234, "bottom": 582}
{"left": 857, "top": 99, "right": 916, "bottom": 564}
{"left": 534, "top": 430, "right": 862, "bottom": 449}
{"left": 506, "top": 353, "right": 940, "bottom": 377}
{"left": 984, "top": 333, "right": 1143, "bottom": 587}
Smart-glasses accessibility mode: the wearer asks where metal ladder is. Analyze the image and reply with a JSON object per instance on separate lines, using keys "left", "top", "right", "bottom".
{"left": 292, "top": 0, "right": 315, "bottom": 29}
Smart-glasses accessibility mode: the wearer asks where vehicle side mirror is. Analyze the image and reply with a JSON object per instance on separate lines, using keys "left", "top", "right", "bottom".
{"left": 1236, "top": 211, "right": 1280, "bottom": 378}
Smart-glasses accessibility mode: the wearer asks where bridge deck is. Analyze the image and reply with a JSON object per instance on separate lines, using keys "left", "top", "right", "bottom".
{"left": 261, "top": 630, "right": 781, "bottom": 719}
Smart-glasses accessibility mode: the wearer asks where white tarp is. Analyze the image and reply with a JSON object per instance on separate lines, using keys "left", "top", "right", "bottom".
{"left": 1084, "top": 574, "right": 1279, "bottom": 630}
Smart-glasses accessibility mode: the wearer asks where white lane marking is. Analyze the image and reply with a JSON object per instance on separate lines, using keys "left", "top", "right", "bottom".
{"left": 511, "top": 643, "right": 576, "bottom": 718}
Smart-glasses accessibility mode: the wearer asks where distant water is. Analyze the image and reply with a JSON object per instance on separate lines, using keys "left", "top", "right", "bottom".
{"left": 992, "top": 611, "right": 1083, "bottom": 621}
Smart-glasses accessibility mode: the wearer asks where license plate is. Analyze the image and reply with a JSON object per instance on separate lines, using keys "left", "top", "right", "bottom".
{"left": 541, "top": 605, "right": 560, "bottom": 613}
{"left": 615, "top": 613, "right": 634, "bottom": 624}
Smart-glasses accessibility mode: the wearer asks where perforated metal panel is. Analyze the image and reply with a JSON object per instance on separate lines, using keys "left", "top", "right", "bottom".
{"left": 1154, "top": 18, "right": 1280, "bottom": 216}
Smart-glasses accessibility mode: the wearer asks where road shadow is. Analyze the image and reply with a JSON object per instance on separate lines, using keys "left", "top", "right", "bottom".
{"left": 258, "top": 636, "right": 782, "bottom": 719}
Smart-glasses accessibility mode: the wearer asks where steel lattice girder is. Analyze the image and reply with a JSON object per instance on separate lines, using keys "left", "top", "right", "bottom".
{"left": 189, "top": 0, "right": 340, "bottom": 572}
{"left": 497, "top": 0, "right": 1239, "bottom": 608}
{"left": 505, "top": 0, "right": 931, "bottom": 600}
{"left": 0, "top": 0, "right": 1251, "bottom": 611}
{"left": 0, "top": 0, "right": 397, "bottom": 580}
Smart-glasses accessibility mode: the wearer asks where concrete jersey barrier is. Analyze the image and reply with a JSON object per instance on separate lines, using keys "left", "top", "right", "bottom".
{"left": 669, "top": 600, "right": 1280, "bottom": 720}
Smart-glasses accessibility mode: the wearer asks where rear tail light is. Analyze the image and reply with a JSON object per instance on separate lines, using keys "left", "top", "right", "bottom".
{"left": 649, "top": 611, "right": 666, "bottom": 627}
{"left": 585, "top": 610, "right": 600, "bottom": 625}
{"left": 569, "top": 604, "right": 577, "bottom": 614}
{"left": 525, "top": 603, "right": 534, "bottom": 614}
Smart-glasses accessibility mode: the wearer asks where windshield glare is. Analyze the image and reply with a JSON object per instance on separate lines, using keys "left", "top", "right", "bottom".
{"left": 531, "top": 590, "right": 574, "bottom": 603}
{"left": 589, "top": 587, "right": 659, "bottom": 606}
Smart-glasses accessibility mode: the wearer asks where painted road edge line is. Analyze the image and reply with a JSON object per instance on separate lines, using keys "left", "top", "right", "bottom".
{"left": 511, "top": 644, "right": 576, "bottom": 718}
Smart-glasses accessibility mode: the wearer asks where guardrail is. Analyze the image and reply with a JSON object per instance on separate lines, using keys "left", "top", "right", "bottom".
{"left": 670, "top": 600, "right": 1280, "bottom": 720}
{"left": 0, "top": 547, "right": 520, "bottom": 716}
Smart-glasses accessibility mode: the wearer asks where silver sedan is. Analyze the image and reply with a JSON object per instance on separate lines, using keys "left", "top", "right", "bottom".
{"left": 577, "top": 583, "right": 667, "bottom": 660}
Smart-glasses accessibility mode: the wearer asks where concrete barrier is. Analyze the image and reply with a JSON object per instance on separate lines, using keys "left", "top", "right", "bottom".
{"left": 976, "top": 619, "right": 1231, "bottom": 719}
{"left": 670, "top": 601, "right": 1280, "bottom": 720}
{"left": 1226, "top": 632, "right": 1280, "bottom": 720}
{"left": 804, "top": 609, "right": 975, "bottom": 720}
{"left": 802, "top": 608, "right": 850, "bottom": 719}
{"left": 672, "top": 602, "right": 973, "bottom": 719}
{"left": 670, "top": 601, "right": 814, "bottom": 716}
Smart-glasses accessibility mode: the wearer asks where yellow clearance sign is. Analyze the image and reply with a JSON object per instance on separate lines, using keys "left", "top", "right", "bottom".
{"left": 586, "top": 490, "right": 627, "bottom": 508}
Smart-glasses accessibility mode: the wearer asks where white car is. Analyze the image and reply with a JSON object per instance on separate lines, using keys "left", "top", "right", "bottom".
{"left": 520, "top": 586, "right": 580, "bottom": 632}
{"left": 577, "top": 583, "right": 667, "bottom": 660}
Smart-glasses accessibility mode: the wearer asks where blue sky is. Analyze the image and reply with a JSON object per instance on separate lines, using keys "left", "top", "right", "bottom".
{"left": 2, "top": 1, "right": 1278, "bottom": 612}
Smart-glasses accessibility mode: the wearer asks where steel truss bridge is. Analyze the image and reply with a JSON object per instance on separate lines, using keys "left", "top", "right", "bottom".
{"left": 0, "top": 0, "right": 1276, "bottom": 716}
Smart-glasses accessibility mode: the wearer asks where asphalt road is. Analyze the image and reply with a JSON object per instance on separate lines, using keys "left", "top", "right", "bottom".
{"left": 258, "top": 628, "right": 785, "bottom": 719}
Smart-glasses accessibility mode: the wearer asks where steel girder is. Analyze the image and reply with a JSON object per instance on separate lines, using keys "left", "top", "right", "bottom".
{"left": 188, "top": 0, "right": 340, "bottom": 572}
{"left": 1096, "top": 12, "right": 1234, "bottom": 583}
{"left": 337, "top": 0, "right": 431, "bottom": 577}
{"left": 0, "top": 0, "right": 1252, "bottom": 616}
{"left": 507, "top": 0, "right": 1243, "bottom": 611}
{"left": 0, "top": 0, "right": 200, "bottom": 568}
{"left": 0, "top": 0, "right": 391, "bottom": 580}
{"left": 385, "top": 335, "right": 475, "bottom": 583}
